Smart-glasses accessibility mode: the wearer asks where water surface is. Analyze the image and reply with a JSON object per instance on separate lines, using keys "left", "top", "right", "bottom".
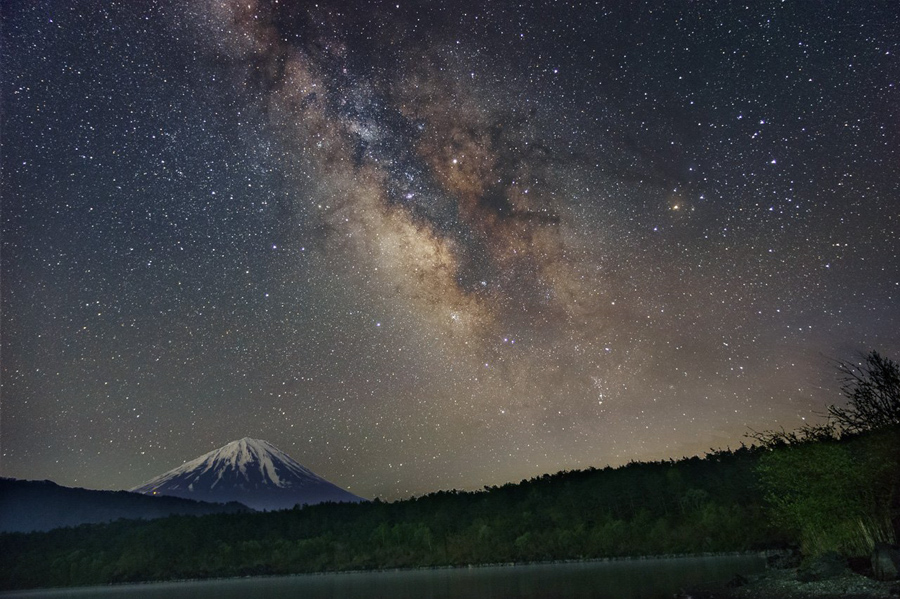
{"left": 2, "top": 555, "right": 765, "bottom": 599}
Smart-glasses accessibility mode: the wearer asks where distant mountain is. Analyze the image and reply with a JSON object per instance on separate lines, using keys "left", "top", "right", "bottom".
{"left": 130, "top": 437, "right": 365, "bottom": 511}
{"left": 0, "top": 478, "right": 248, "bottom": 533}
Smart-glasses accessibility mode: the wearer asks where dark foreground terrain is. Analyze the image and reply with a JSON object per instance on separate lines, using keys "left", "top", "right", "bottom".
{"left": 684, "top": 567, "right": 899, "bottom": 599}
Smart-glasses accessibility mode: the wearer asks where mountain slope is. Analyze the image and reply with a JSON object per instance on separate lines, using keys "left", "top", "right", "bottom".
{"left": 130, "top": 437, "right": 364, "bottom": 510}
{"left": 0, "top": 478, "right": 248, "bottom": 533}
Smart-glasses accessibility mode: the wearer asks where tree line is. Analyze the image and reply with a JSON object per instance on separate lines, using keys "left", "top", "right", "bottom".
{"left": 2, "top": 351, "right": 897, "bottom": 590}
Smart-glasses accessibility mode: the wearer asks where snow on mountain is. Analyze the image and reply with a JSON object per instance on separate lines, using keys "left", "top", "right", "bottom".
{"left": 130, "top": 438, "right": 365, "bottom": 511}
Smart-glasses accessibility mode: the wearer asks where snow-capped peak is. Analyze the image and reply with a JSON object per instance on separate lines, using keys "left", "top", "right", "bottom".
{"left": 130, "top": 438, "right": 364, "bottom": 511}
{"left": 134, "top": 438, "right": 323, "bottom": 491}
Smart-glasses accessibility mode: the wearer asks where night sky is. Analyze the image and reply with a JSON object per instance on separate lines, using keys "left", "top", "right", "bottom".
{"left": 2, "top": 1, "right": 898, "bottom": 500}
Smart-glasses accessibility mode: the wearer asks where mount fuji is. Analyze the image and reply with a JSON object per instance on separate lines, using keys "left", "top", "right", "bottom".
{"left": 131, "top": 438, "right": 365, "bottom": 511}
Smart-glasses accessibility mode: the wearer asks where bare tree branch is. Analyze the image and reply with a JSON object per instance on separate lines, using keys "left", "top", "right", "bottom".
{"left": 828, "top": 351, "right": 900, "bottom": 434}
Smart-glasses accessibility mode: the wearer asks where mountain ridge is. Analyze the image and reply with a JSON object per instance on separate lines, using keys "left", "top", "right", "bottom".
{"left": 131, "top": 437, "right": 364, "bottom": 511}
{"left": 0, "top": 478, "right": 248, "bottom": 533}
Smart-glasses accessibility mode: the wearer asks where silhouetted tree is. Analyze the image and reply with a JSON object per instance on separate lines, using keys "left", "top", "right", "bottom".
{"left": 747, "top": 422, "right": 838, "bottom": 448}
{"left": 830, "top": 351, "right": 900, "bottom": 434}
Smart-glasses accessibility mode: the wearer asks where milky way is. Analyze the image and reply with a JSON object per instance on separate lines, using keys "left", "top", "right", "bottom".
{"left": 2, "top": 1, "right": 898, "bottom": 498}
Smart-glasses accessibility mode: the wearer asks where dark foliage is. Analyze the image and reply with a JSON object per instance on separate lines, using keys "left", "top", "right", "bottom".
{"left": 755, "top": 426, "right": 899, "bottom": 556}
{"left": 746, "top": 351, "right": 900, "bottom": 557}
{"left": 1, "top": 446, "right": 778, "bottom": 590}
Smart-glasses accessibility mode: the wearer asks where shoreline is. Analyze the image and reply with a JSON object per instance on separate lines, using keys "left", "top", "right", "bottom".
{"left": 6, "top": 549, "right": 898, "bottom": 597}
{"left": 681, "top": 565, "right": 899, "bottom": 599}
{"left": 2, "top": 550, "right": 770, "bottom": 594}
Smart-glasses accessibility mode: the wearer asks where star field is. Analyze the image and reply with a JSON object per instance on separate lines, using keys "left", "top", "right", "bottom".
{"left": 1, "top": 0, "right": 898, "bottom": 499}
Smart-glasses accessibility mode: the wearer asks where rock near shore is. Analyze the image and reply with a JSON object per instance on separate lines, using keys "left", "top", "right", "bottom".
{"left": 872, "top": 543, "right": 900, "bottom": 582}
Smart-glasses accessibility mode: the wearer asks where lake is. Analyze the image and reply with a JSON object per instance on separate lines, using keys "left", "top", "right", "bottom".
{"left": 2, "top": 555, "right": 766, "bottom": 599}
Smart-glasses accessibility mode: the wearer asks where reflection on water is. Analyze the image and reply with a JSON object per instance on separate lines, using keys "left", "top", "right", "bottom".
{"left": 3, "top": 555, "right": 765, "bottom": 599}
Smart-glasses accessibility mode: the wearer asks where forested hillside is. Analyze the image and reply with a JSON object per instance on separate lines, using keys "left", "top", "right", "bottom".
{"left": 0, "top": 442, "right": 817, "bottom": 589}
{"left": 4, "top": 351, "right": 897, "bottom": 590}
